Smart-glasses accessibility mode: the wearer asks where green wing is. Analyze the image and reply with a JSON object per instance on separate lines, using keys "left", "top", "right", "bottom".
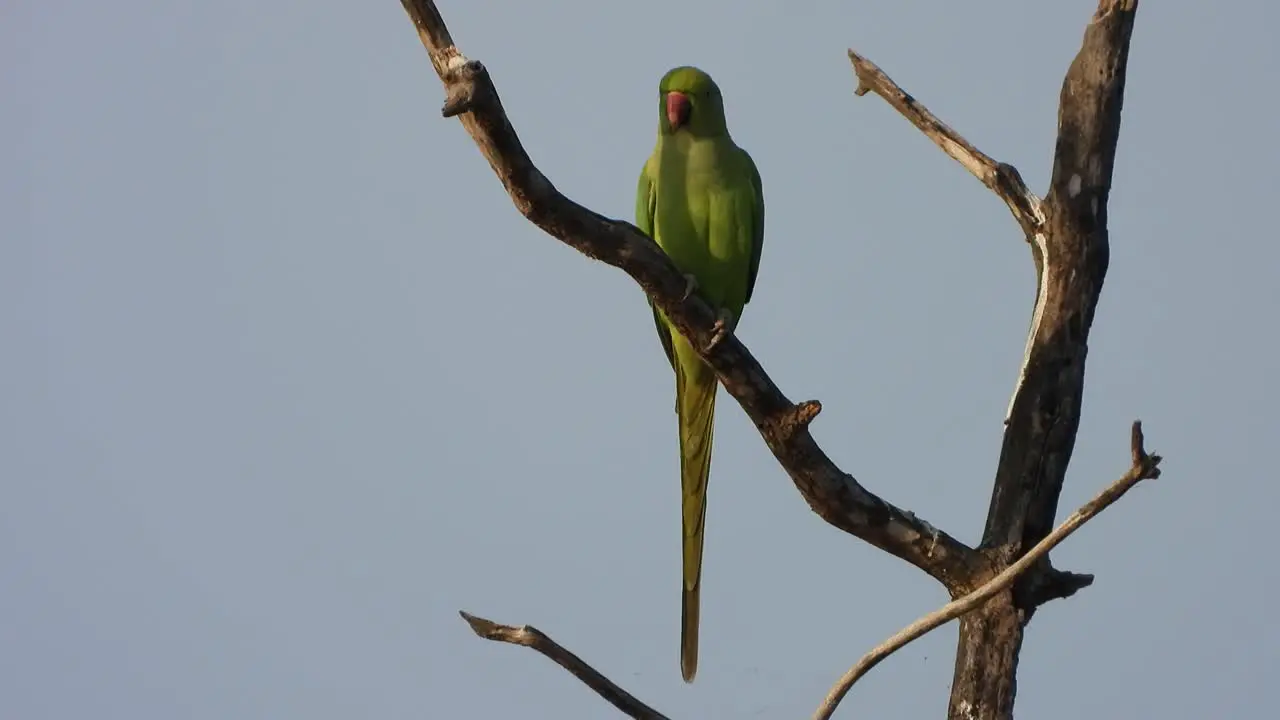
{"left": 741, "top": 148, "right": 765, "bottom": 305}
{"left": 637, "top": 160, "right": 676, "bottom": 369}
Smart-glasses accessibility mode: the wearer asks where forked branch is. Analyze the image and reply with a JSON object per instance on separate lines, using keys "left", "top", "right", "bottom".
{"left": 398, "top": 0, "right": 985, "bottom": 590}
{"left": 457, "top": 422, "right": 1158, "bottom": 720}
{"left": 812, "top": 422, "right": 1161, "bottom": 720}
{"left": 848, "top": 3, "right": 1144, "bottom": 719}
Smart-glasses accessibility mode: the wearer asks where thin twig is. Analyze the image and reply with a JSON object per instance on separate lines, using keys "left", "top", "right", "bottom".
{"left": 460, "top": 612, "right": 672, "bottom": 720}
{"left": 846, "top": 48, "right": 1052, "bottom": 426}
{"left": 846, "top": 49, "right": 1044, "bottom": 236}
{"left": 813, "top": 421, "right": 1161, "bottom": 720}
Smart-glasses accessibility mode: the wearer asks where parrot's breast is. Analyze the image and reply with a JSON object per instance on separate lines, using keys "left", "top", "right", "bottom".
{"left": 650, "top": 137, "right": 755, "bottom": 312}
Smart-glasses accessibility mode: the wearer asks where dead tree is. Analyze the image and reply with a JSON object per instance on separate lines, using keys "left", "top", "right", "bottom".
{"left": 398, "top": 1, "right": 1158, "bottom": 718}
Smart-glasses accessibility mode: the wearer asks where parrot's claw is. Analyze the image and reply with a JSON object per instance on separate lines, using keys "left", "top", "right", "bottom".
{"left": 705, "top": 309, "right": 736, "bottom": 353}
{"left": 681, "top": 273, "right": 699, "bottom": 302}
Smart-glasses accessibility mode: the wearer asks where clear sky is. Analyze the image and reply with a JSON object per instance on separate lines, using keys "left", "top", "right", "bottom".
{"left": 4, "top": 1, "right": 1277, "bottom": 718}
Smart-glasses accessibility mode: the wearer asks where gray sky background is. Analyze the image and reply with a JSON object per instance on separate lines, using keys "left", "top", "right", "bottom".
{"left": 4, "top": 1, "right": 1277, "bottom": 718}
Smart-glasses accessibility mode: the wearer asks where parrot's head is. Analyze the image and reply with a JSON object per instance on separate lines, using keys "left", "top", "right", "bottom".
{"left": 657, "top": 66, "right": 728, "bottom": 138}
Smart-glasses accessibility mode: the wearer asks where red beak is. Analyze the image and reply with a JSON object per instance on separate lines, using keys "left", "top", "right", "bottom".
{"left": 666, "top": 92, "right": 690, "bottom": 129}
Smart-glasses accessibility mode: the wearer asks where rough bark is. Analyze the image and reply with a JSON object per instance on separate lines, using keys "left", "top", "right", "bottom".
{"left": 949, "top": 3, "right": 1140, "bottom": 719}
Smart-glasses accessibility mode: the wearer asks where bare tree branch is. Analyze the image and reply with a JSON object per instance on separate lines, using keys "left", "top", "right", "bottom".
{"left": 957, "top": 9, "right": 1141, "bottom": 718}
{"left": 845, "top": 3, "right": 1141, "bottom": 718}
{"left": 397, "top": 0, "right": 986, "bottom": 590}
{"left": 459, "top": 612, "right": 671, "bottom": 720}
{"left": 846, "top": 49, "right": 1049, "bottom": 426}
{"left": 813, "top": 422, "right": 1160, "bottom": 720}
{"left": 847, "top": 50, "right": 1044, "bottom": 238}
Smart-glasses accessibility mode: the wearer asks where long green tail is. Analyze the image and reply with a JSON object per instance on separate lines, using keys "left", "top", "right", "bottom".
{"left": 675, "top": 350, "right": 716, "bottom": 684}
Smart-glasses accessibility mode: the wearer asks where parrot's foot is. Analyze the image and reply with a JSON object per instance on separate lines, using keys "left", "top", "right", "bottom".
{"left": 681, "top": 273, "right": 699, "bottom": 302}
{"left": 705, "top": 309, "right": 736, "bottom": 353}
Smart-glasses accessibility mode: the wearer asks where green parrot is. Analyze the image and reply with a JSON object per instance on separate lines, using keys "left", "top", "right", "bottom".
{"left": 634, "top": 66, "right": 764, "bottom": 683}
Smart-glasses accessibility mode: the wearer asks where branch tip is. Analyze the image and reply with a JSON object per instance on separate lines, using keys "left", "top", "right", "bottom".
{"left": 1129, "top": 420, "right": 1162, "bottom": 479}
{"left": 1030, "top": 568, "right": 1095, "bottom": 606}
{"left": 460, "top": 611, "right": 526, "bottom": 644}
{"left": 786, "top": 400, "right": 823, "bottom": 430}
{"left": 456, "top": 611, "right": 671, "bottom": 720}
{"left": 1096, "top": 0, "right": 1139, "bottom": 21}
{"left": 847, "top": 50, "right": 872, "bottom": 96}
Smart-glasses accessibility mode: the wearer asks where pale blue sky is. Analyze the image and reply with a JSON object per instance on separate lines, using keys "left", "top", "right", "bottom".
{"left": 4, "top": 1, "right": 1277, "bottom": 718}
